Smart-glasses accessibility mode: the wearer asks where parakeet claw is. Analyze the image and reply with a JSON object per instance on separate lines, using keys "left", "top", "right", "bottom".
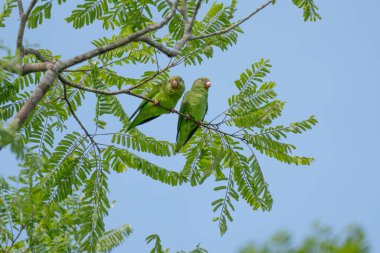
{"left": 153, "top": 100, "right": 160, "bottom": 106}
{"left": 185, "top": 114, "right": 191, "bottom": 120}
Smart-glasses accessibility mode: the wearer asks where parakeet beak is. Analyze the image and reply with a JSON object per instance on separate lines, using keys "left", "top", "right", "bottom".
{"left": 172, "top": 79, "right": 179, "bottom": 88}
{"left": 205, "top": 81, "right": 211, "bottom": 89}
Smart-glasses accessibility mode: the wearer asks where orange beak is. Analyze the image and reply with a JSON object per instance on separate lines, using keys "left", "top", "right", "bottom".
{"left": 205, "top": 80, "right": 211, "bottom": 89}
{"left": 172, "top": 79, "right": 178, "bottom": 88}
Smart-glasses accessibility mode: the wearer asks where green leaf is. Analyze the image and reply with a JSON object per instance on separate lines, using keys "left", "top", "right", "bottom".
{"left": 292, "top": 0, "right": 322, "bottom": 22}
{"left": 97, "top": 224, "right": 133, "bottom": 253}
{"left": 0, "top": 0, "right": 16, "bottom": 28}
{"left": 103, "top": 146, "right": 187, "bottom": 186}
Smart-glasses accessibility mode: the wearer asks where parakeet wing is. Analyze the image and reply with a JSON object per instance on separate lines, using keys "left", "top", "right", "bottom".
{"left": 176, "top": 92, "right": 208, "bottom": 152}
{"left": 203, "top": 104, "right": 208, "bottom": 121}
{"left": 129, "top": 83, "right": 161, "bottom": 120}
{"left": 182, "top": 124, "right": 199, "bottom": 148}
{"left": 136, "top": 115, "right": 160, "bottom": 126}
{"left": 176, "top": 93, "right": 190, "bottom": 141}
{"left": 180, "top": 103, "right": 207, "bottom": 147}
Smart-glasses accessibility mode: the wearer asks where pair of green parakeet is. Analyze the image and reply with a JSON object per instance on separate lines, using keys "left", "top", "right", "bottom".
{"left": 126, "top": 76, "right": 211, "bottom": 152}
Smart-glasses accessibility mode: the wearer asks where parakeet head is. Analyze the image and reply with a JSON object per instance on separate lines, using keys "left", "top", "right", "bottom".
{"left": 168, "top": 76, "right": 185, "bottom": 90}
{"left": 192, "top": 77, "right": 211, "bottom": 91}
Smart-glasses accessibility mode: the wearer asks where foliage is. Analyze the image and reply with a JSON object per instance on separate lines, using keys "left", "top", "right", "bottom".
{"left": 0, "top": 169, "right": 132, "bottom": 252}
{"left": 0, "top": 0, "right": 320, "bottom": 251}
{"left": 239, "top": 223, "right": 369, "bottom": 253}
{"left": 146, "top": 234, "right": 208, "bottom": 253}
{"left": 184, "top": 59, "right": 317, "bottom": 235}
{"left": 0, "top": 0, "right": 16, "bottom": 28}
{"left": 292, "top": 0, "right": 321, "bottom": 21}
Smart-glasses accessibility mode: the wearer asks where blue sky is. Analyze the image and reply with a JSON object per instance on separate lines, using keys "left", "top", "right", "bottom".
{"left": 1, "top": 0, "right": 379, "bottom": 252}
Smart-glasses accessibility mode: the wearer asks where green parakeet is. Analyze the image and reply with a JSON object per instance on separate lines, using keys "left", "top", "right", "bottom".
{"left": 127, "top": 76, "right": 185, "bottom": 131}
{"left": 176, "top": 77, "right": 211, "bottom": 152}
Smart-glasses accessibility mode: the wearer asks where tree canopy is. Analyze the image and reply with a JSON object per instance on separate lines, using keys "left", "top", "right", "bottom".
{"left": 239, "top": 223, "right": 369, "bottom": 253}
{"left": 0, "top": 0, "right": 320, "bottom": 251}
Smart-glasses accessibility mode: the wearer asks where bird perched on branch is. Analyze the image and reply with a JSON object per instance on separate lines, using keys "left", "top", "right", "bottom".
{"left": 176, "top": 77, "right": 211, "bottom": 152}
{"left": 127, "top": 76, "right": 185, "bottom": 131}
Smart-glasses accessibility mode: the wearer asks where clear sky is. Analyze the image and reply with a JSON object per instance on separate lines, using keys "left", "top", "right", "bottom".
{"left": 1, "top": 0, "right": 379, "bottom": 252}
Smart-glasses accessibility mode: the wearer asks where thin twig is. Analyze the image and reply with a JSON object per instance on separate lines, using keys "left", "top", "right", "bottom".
{"left": 191, "top": 0, "right": 273, "bottom": 41}
{"left": 17, "top": 0, "right": 24, "bottom": 17}
{"left": 16, "top": 0, "right": 38, "bottom": 60}
{"left": 7, "top": 225, "right": 25, "bottom": 252}
{"left": 164, "top": 0, "right": 173, "bottom": 7}
{"left": 180, "top": 0, "right": 189, "bottom": 25}
{"left": 24, "top": 48, "right": 49, "bottom": 62}
{"left": 189, "top": 0, "right": 202, "bottom": 32}
{"left": 153, "top": 49, "right": 161, "bottom": 71}
{"left": 63, "top": 83, "right": 101, "bottom": 153}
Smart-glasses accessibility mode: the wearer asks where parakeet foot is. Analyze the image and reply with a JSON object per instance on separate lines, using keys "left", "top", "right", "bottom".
{"left": 153, "top": 100, "right": 160, "bottom": 106}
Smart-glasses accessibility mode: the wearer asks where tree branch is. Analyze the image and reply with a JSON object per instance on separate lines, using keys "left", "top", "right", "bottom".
{"left": 0, "top": 59, "right": 53, "bottom": 75}
{"left": 58, "top": 75, "right": 246, "bottom": 143}
{"left": 164, "top": 0, "right": 173, "bottom": 8}
{"left": 58, "top": 74, "right": 159, "bottom": 100}
{"left": 0, "top": 48, "right": 52, "bottom": 76}
{"left": 63, "top": 83, "right": 100, "bottom": 153}
{"left": 61, "top": 0, "right": 180, "bottom": 69}
{"left": 58, "top": 62, "right": 170, "bottom": 96}
{"left": 24, "top": 0, "right": 38, "bottom": 17}
{"left": 6, "top": 1, "right": 181, "bottom": 130}
{"left": 189, "top": 0, "right": 202, "bottom": 33}
{"left": 23, "top": 62, "right": 54, "bottom": 73}
{"left": 137, "top": 36, "right": 179, "bottom": 57}
{"left": 8, "top": 62, "right": 62, "bottom": 129}
{"left": 17, "top": 0, "right": 24, "bottom": 17}
{"left": 16, "top": 0, "right": 38, "bottom": 60}
{"left": 137, "top": 1, "right": 273, "bottom": 59}
{"left": 24, "top": 47, "right": 50, "bottom": 62}
{"left": 179, "top": 0, "right": 189, "bottom": 26}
